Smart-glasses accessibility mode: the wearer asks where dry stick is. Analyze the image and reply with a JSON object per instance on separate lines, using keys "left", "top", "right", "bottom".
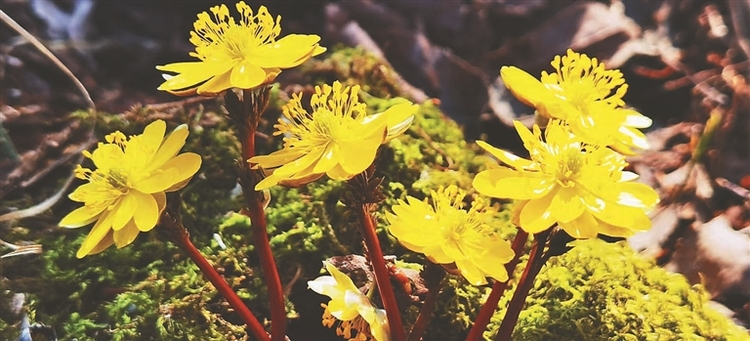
{"left": 465, "top": 230, "right": 530, "bottom": 341}
{"left": 0, "top": 9, "right": 94, "bottom": 111}
{"left": 229, "top": 88, "right": 287, "bottom": 341}
{"left": 493, "top": 229, "right": 551, "bottom": 341}
{"left": 161, "top": 213, "right": 270, "bottom": 341}
{"left": 356, "top": 205, "right": 407, "bottom": 341}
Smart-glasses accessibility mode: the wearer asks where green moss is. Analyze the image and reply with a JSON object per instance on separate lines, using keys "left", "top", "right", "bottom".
{"left": 482, "top": 239, "right": 749, "bottom": 341}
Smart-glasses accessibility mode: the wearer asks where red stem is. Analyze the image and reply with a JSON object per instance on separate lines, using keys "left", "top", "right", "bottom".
{"left": 407, "top": 270, "right": 443, "bottom": 341}
{"left": 465, "top": 230, "right": 529, "bottom": 341}
{"left": 357, "top": 206, "right": 406, "bottom": 341}
{"left": 242, "top": 132, "right": 286, "bottom": 341}
{"left": 493, "top": 231, "right": 549, "bottom": 341}
{"left": 179, "top": 230, "right": 270, "bottom": 341}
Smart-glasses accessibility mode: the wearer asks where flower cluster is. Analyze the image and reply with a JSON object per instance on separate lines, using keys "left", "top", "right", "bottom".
{"left": 250, "top": 81, "right": 416, "bottom": 190}
{"left": 60, "top": 120, "right": 201, "bottom": 258}
{"left": 474, "top": 50, "right": 658, "bottom": 238}
{"left": 309, "top": 262, "right": 390, "bottom": 341}
{"left": 387, "top": 186, "right": 515, "bottom": 285}
{"left": 157, "top": 2, "right": 325, "bottom": 96}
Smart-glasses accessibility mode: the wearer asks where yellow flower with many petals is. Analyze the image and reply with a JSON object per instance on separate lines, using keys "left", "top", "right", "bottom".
{"left": 473, "top": 120, "right": 659, "bottom": 238}
{"left": 386, "top": 185, "right": 515, "bottom": 286}
{"left": 309, "top": 262, "right": 390, "bottom": 341}
{"left": 249, "top": 81, "right": 417, "bottom": 190}
{"left": 156, "top": 2, "right": 325, "bottom": 96}
{"left": 60, "top": 120, "right": 202, "bottom": 258}
{"left": 500, "top": 49, "right": 652, "bottom": 154}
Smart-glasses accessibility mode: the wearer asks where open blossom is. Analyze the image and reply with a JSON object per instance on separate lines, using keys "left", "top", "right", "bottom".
{"left": 386, "top": 185, "right": 515, "bottom": 286}
{"left": 309, "top": 262, "right": 390, "bottom": 341}
{"left": 500, "top": 49, "right": 652, "bottom": 154}
{"left": 473, "top": 120, "right": 658, "bottom": 238}
{"left": 249, "top": 81, "right": 417, "bottom": 190}
{"left": 156, "top": 2, "right": 325, "bottom": 96}
{"left": 59, "top": 120, "right": 201, "bottom": 258}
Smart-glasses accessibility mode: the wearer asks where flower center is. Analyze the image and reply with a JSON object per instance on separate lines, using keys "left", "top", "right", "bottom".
{"left": 277, "top": 83, "right": 367, "bottom": 149}
{"left": 190, "top": 3, "right": 280, "bottom": 62}
{"left": 555, "top": 148, "right": 584, "bottom": 187}
{"left": 542, "top": 50, "right": 628, "bottom": 114}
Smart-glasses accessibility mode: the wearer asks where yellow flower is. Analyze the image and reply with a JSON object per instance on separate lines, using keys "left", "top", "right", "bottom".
{"left": 249, "top": 81, "right": 417, "bottom": 190}
{"left": 473, "top": 120, "right": 659, "bottom": 238}
{"left": 500, "top": 49, "right": 652, "bottom": 154}
{"left": 156, "top": 2, "right": 326, "bottom": 96}
{"left": 309, "top": 262, "right": 390, "bottom": 341}
{"left": 59, "top": 120, "right": 202, "bottom": 258}
{"left": 386, "top": 185, "right": 515, "bottom": 286}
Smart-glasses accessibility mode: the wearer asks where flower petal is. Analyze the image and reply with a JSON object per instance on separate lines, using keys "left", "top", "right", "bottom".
{"left": 250, "top": 148, "right": 308, "bottom": 169}
{"left": 229, "top": 60, "right": 266, "bottom": 89}
{"left": 558, "top": 211, "right": 598, "bottom": 239}
{"left": 196, "top": 70, "right": 232, "bottom": 96}
{"left": 59, "top": 204, "right": 106, "bottom": 228}
{"left": 132, "top": 190, "right": 159, "bottom": 232}
{"left": 473, "top": 168, "right": 555, "bottom": 200}
{"left": 148, "top": 124, "right": 189, "bottom": 172}
{"left": 87, "top": 230, "right": 114, "bottom": 255}
{"left": 156, "top": 61, "right": 234, "bottom": 91}
{"left": 548, "top": 186, "right": 585, "bottom": 223}
{"left": 251, "top": 34, "right": 322, "bottom": 68}
{"left": 519, "top": 189, "right": 557, "bottom": 233}
{"left": 76, "top": 208, "right": 116, "bottom": 258}
{"left": 500, "top": 66, "right": 552, "bottom": 109}
{"left": 111, "top": 193, "right": 138, "bottom": 231}
{"left": 338, "top": 127, "right": 385, "bottom": 174}
{"left": 476, "top": 140, "right": 534, "bottom": 170}
{"left": 113, "top": 219, "right": 140, "bottom": 248}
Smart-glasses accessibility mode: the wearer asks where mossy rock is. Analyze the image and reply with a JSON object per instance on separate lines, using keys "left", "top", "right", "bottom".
{"left": 1, "top": 46, "right": 747, "bottom": 341}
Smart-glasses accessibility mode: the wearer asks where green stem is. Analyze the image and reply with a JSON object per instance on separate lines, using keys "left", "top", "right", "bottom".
{"left": 356, "top": 205, "right": 406, "bottom": 341}
{"left": 465, "top": 230, "right": 529, "bottom": 341}
{"left": 493, "top": 229, "right": 551, "bottom": 341}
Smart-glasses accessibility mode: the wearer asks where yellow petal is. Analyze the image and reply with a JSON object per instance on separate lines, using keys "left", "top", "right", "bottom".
{"left": 312, "top": 143, "right": 337, "bottom": 174}
{"left": 229, "top": 60, "right": 266, "bottom": 89}
{"left": 113, "top": 220, "right": 140, "bottom": 248}
{"left": 90, "top": 144, "right": 124, "bottom": 170}
{"left": 77, "top": 208, "right": 116, "bottom": 258}
{"left": 132, "top": 190, "right": 159, "bottom": 232}
{"left": 325, "top": 163, "right": 351, "bottom": 181}
{"left": 518, "top": 189, "right": 557, "bottom": 233}
{"left": 157, "top": 61, "right": 234, "bottom": 91}
{"left": 558, "top": 212, "right": 598, "bottom": 239}
{"left": 250, "top": 148, "right": 308, "bottom": 169}
{"left": 476, "top": 140, "right": 534, "bottom": 170}
{"left": 196, "top": 70, "right": 232, "bottom": 96}
{"left": 148, "top": 124, "right": 189, "bottom": 172}
{"left": 500, "top": 66, "right": 551, "bottom": 108}
{"left": 473, "top": 168, "right": 555, "bottom": 200}
{"left": 111, "top": 193, "right": 138, "bottom": 231}
{"left": 381, "top": 103, "right": 417, "bottom": 141}
{"left": 136, "top": 153, "right": 201, "bottom": 194}
{"left": 87, "top": 230, "right": 114, "bottom": 255}
{"left": 548, "top": 186, "right": 585, "bottom": 223}
{"left": 601, "top": 182, "right": 659, "bottom": 209}
{"left": 59, "top": 204, "right": 106, "bottom": 228}
{"left": 454, "top": 259, "right": 487, "bottom": 285}
{"left": 338, "top": 128, "right": 384, "bottom": 174}
{"left": 251, "top": 34, "right": 322, "bottom": 68}
{"left": 276, "top": 172, "right": 324, "bottom": 188}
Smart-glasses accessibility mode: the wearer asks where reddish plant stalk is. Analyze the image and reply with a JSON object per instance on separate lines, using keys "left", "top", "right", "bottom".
{"left": 465, "top": 229, "right": 529, "bottom": 341}
{"left": 230, "top": 87, "right": 286, "bottom": 341}
{"left": 170, "top": 220, "right": 270, "bottom": 341}
{"left": 493, "top": 231, "right": 549, "bottom": 341}
{"left": 356, "top": 205, "right": 406, "bottom": 341}
{"left": 407, "top": 271, "right": 444, "bottom": 341}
